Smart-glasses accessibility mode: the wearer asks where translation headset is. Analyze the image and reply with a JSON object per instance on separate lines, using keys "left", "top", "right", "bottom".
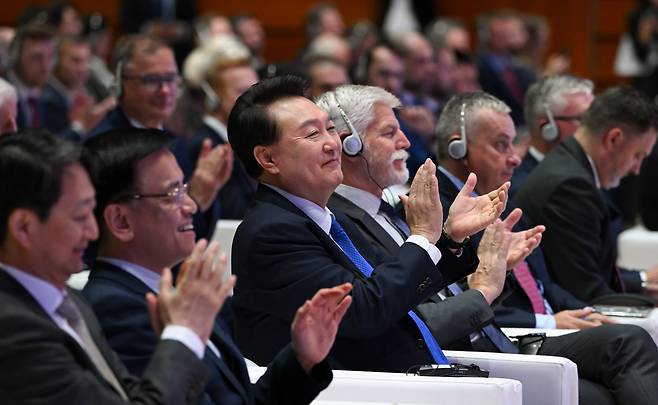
{"left": 447, "top": 103, "right": 468, "bottom": 160}
{"left": 540, "top": 102, "right": 560, "bottom": 142}
{"left": 109, "top": 61, "right": 124, "bottom": 98}
{"left": 332, "top": 92, "right": 363, "bottom": 156}
{"left": 200, "top": 80, "right": 221, "bottom": 111}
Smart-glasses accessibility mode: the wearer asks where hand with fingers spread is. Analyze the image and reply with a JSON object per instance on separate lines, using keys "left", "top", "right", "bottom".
{"left": 502, "top": 208, "right": 545, "bottom": 270}
{"left": 291, "top": 283, "right": 353, "bottom": 373}
{"left": 146, "top": 239, "right": 236, "bottom": 342}
{"left": 444, "top": 173, "right": 509, "bottom": 243}
{"left": 400, "top": 159, "right": 443, "bottom": 244}
{"left": 468, "top": 219, "right": 513, "bottom": 304}
{"left": 554, "top": 308, "right": 615, "bottom": 330}
{"left": 188, "top": 140, "right": 234, "bottom": 211}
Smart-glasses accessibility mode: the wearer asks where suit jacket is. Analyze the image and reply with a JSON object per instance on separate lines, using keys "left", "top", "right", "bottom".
{"left": 327, "top": 192, "right": 500, "bottom": 349}
{"left": 510, "top": 152, "right": 539, "bottom": 197}
{"left": 437, "top": 168, "right": 586, "bottom": 327}
{"left": 82, "top": 260, "right": 331, "bottom": 405}
{"left": 515, "top": 137, "right": 643, "bottom": 301}
{"left": 232, "top": 185, "right": 468, "bottom": 372}
{"left": 0, "top": 269, "right": 209, "bottom": 404}
{"left": 640, "top": 144, "right": 658, "bottom": 230}
{"left": 190, "top": 122, "right": 257, "bottom": 220}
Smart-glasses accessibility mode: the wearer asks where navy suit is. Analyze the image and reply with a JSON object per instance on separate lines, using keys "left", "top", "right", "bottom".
{"left": 232, "top": 185, "right": 469, "bottom": 372}
{"left": 83, "top": 260, "right": 332, "bottom": 405}
{"left": 436, "top": 168, "right": 586, "bottom": 327}
{"left": 190, "top": 122, "right": 257, "bottom": 220}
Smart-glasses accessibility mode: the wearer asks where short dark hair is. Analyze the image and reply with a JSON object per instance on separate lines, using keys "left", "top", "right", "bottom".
{"left": 110, "top": 34, "right": 169, "bottom": 72}
{"left": 83, "top": 128, "right": 174, "bottom": 235}
{"left": 0, "top": 130, "right": 81, "bottom": 246}
{"left": 10, "top": 24, "right": 55, "bottom": 67}
{"left": 227, "top": 75, "right": 308, "bottom": 178}
{"left": 581, "top": 85, "right": 658, "bottom": 136}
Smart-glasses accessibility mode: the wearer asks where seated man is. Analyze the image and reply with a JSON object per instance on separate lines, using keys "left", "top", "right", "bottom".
{"left": 82, "top": 128, "right": 350, "bottom": 405}
{"left": 515, "top": 86, "right": 658, "bottom": 301}
{"left": 318, "top": 85, "right": 658, "bottom": 405}
{"left": 0, "top": 130, "right": 224, "bottom": 403}
{"left": 227, "top": 75, "right": 506, "bottom": 372}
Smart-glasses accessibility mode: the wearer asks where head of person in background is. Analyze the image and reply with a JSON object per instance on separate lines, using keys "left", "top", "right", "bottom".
{"left": 53, "top": 35, "right": 92, "bottom": 93}
{"left": 110, "top": 35, "right": 180, "bottom": 128}
{"left": 356, "top": 43, "right": 405, "bottom": 97}
{"left": 9, "top": 24, "right": 55, "bottom": 90}
{"left": 392, "top": 32, "right": 437, "bottom": 103}
{"left": 231, "top": 13, "right": 266, "bottom": 68}
{"left": 433, "top": 47, "right": 458, "bottom": 102}
{"left": 478, "top": 11, "right": 527, "bottom": 57}
{"left": 436, "top": 92, "right": 521, "bottom": 196}
{"left": 0, "top": 78, "right": 18, "bottom": 135}
{"left": 305, "top": 2, "right": 345, "bottom": 41}
{"left": 84, "top": 13, "right": 113, "bottom": 65}
{"left": 453, "top": 51, "right": 481, "bottom": 93}
{"left": 306, "top": 33, "right": 351, "bottom": 67}
{"left": 304, "top": 55, "right": 349, "bottom": 99}
{"left": 524, "top": 75, "right": 594, "bottom": 157}
{"left": 316, "top": 85, "right": 410, "bottom": 196}
{"left": 193, "top": 13, "right": 233, "bottom": 46}
{"left": 425, "top": 17, "right": 471, "bottom": 54}
{"left": 47, "top": 1, "right": 83, "bottom": 36}
{"left": 346, "top": 21, "right": 379, "bottom": 72}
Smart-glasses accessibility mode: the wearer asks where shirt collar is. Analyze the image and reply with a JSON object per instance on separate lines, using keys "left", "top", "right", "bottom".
{"left": 126, "top": 113, "right": 164, "bottom": 130}
{"left": 96, "top": 257, "right": 162, "bottom": 293}
{"left": 438, "top": 165, "right": 478, "bottom": 197}
{"left": 585, "top": 154, "right": 601, "bottom": 189}
{"left": 0, "top": 261, "right": 65, "bottom": 317}
{"left": 264, "top": 183, "right": 334, "bottom": 234}
{"left": 8, "top": 71, "right": 41, "bottom": 98}
{"left": 202, "top": 115, "right": 228, "bottom": 143}
{"left": 335, "top": 184, "right": 381, "bottom": 216}
{"left": 527, "top": 146, "right": 545, "bottom": 162}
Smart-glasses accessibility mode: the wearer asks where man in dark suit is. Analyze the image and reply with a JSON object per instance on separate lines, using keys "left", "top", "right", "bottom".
{"left": 510, "top": 75, "right": 594, "bottom": 196}
{"left": 82, "top": 128, "right": 348, "bottom": 405}
{"left": 516, "top": 86, "right": 658, "bottom": 302}
{"left": 433, "top": 92, "right": 658, "bottom": 405}
{"left": 186, "top": 36, "right": 259, "bottom": 219}
{"left": 89, "top": 34, "right": 232, "bottom": 239}
{"left": 228, "top": 75, "right": 479, "bottom": 372}
{"left": 0, "top": 130, "right": 235, "bottom": 403}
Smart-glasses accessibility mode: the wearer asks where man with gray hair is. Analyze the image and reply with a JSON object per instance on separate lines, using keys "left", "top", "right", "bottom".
{"left": 511, "top": 75, "right": 594, "bottom": 194}
{"left": 0, "top": 77, "right": 17, "bottom": 135}
{"left": 516, "top": 86, "right": 658, "bottom": 302}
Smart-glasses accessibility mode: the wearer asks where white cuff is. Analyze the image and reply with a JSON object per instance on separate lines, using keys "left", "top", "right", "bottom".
{"left": 161, "top": 325, "right": 205, "bottom": 359}
{"left": 534, "top": 314, "right": 557, "bottom": 329}
{"left": 406, "top": 235, "right": 442, "bottom": 265}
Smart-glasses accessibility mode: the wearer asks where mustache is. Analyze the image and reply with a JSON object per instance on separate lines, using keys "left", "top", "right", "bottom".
{"left": 389, "top": 150, "right": 410, "bottom": 163}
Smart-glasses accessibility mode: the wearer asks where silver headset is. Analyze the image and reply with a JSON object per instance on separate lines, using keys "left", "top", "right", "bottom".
{"left": 540, "top": 102, "right": 560, "bottom": 142}
{"left": 447, "top": 103, "right": 468, "bottom": 160}
{"left": 332, "top": 92, "right": 363, "bottom": 156}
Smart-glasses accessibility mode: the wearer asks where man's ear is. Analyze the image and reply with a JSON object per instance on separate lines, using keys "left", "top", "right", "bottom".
{"left": 253, "top": 145, "right": 279, "bottom": 175}
{"left": 7, "top": 209, "right": 39, "bottom": 248}
{"left": 603, "top": 127, "right": 624, "bottom": 152}
{"left": 103, "top": 204, "right": 134, "bottom": 242}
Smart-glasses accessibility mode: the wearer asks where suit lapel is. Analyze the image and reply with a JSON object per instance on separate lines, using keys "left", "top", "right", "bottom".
{"left": 206, "top": 323, "right": 251, "bottom": 403}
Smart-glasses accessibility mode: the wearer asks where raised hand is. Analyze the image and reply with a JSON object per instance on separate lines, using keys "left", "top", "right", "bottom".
{"left": 188, "top": 139, "right": 234, "bottom": 211}
{"left": 291, "top": 283, "right": 353, "bottom": 373}
{"left": 444, "top": 173, "right": 508, "bottom": 242}
{"left": 146, "top": 239, "right": 236, "bottom": 342}
{"left": 468, "top": 219, "right": 512, "bottom": 304}
{"left": 502, "top": 208, "right": 545, "bottom": 270}
{"left": 400, "top": 159, "right": 443, "bottom": 244}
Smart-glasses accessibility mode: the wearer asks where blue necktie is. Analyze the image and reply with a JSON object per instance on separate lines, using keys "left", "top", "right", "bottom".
{"left": 446, "top": 284, "right": 519, "bottom": 353}
{"left": 379, "top": 200, "right": 411, "bottom": 238}
{"left": 330, "top": 217, "right": 449, "bottom": 365}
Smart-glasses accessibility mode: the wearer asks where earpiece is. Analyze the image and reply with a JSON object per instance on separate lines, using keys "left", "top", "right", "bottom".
{"left": 540, "top": 103, "right": 560, "bottom": 142}
{"left": 200, "top": 81, "right": 221, "bottom": 111}
{"left": 109, "top": 61, "right": 124, "bottom": 98}
{"left": 447, "top": 103, "right": 468, "bottom": 160}
{"left": 332, "top": 92, "right": 363, "bottom": 156}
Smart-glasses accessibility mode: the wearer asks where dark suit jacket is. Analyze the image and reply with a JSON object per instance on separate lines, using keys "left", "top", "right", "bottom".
{"left": 190, "top": 123, "right": 257, "bottom": 220}
{"left": 437, "top": 168, "right": 586, "bottom": 327}
{"left": 327, "top": 192, "right": 499, "bottom": 349}
{"left": 82, "top": 261, "right": 331, "bottom": 405}
{"left": 515, "top": 137, "right": 643, "bottom": 301}
{"left": 232, "top": 185, "right": 468, "bottom": 372}
{"left": 0, "top": 269, "right": 209, "bottom": 404}
{"left": 510, "top": 152, "right": 539, "bottom": 197}
{"left": 640, "top": 144, "right": 658, "bottom": 230}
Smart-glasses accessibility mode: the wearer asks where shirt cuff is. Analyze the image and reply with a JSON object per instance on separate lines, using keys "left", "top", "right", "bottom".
{"left": 406, "top": 235, "right": 442, "bottom": 265}
{"left": 161, "top": 325, "right": 205, "bottom": 359}
{"left": 535, "top": 314, "right": 557, "bottom": 329}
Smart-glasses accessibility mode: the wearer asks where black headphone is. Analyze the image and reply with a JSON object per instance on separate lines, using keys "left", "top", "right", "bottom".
{"left": 332, "top": 93, "right": 363, "bottom": 156}
{"left": 540, "top": 102, "right": 560, "bottom": 142}
{"left": 447, "top": 103, "right": 468, "bottom": 160}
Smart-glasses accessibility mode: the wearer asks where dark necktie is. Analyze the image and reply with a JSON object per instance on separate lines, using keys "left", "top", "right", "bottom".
{"left": 512, "top": 261, "right": 546, "bottom": 314}
{"left": 500, "top": 65, "right": 524, "bottom": 105}
{"left": 379, "top": 200, "right": 411, "bottom": 238}
{"left": 329, "top": 216, "right": 449, "bottom": 365}
{"left": 57, "top": 294, "right": 128, "bottom": 399}
{"left": 446, "top": 284, "right": 519, "bottom": 353}
{"left": 27, "top": 96, "right": 40, "bottom": 128}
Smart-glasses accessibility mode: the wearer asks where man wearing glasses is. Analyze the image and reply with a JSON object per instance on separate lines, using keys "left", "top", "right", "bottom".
{"left": 90, "top": 34, "right": 232, "bottom": 239}
{"left": 511, "top": 75, "right": 594, "bottom": 195}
